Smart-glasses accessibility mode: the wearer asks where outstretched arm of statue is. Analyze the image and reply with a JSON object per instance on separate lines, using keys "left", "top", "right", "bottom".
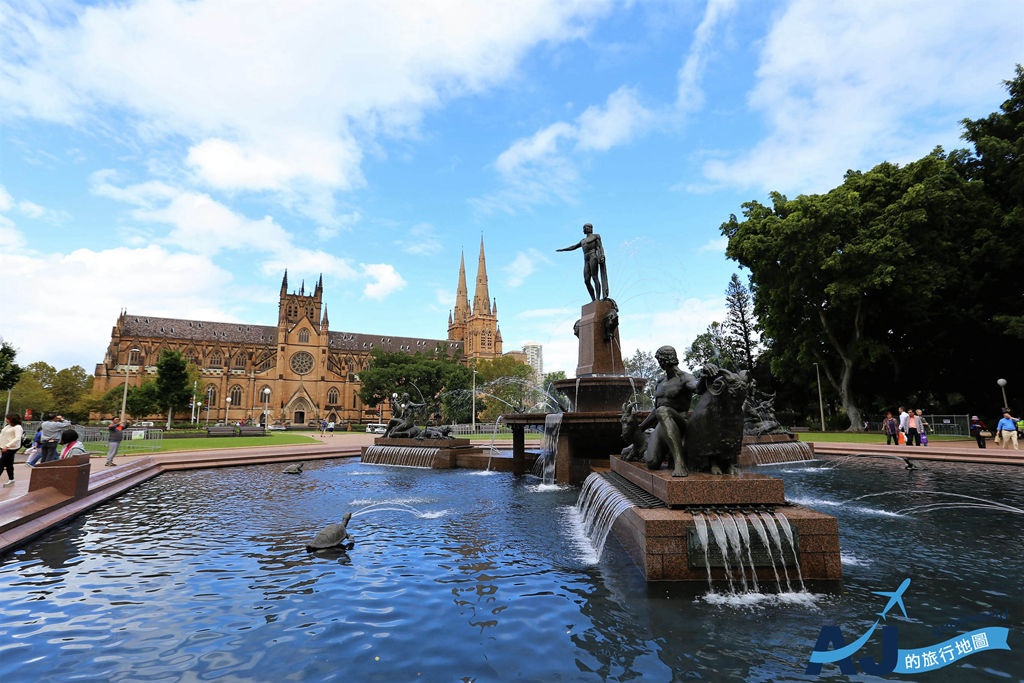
{"left": 556, "top": 241, "right": 582, "bottom": 252}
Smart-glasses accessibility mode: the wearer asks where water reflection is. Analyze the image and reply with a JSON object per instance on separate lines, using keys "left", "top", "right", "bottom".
{"left": 0, "top": 457, "right": 1019, "bottom": 681}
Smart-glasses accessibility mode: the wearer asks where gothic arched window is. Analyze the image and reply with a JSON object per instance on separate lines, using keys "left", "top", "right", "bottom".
{"left": 185, "top": 351, "right": 199, "bottom": 367}
{"left": 233, "top": 353, "right": 246, "bottom": 369}
{"left": 205, "top": 385, "right": 217, "bottom": 406}
{"left": 209, "top": 352, "right": 223, "bottom": 368}
{"left": 298, "top": 328, "right": 310, "bottom": 343}
{"left": 229, "top": 385, "right": 243, "bottom": 405}
{"left": 327, "top": 387, "right": 339, "bottom": 404}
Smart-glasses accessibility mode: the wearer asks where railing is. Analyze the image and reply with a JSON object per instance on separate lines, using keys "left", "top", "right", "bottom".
{"left": 75, "top": 426, "right": 164, "bottom": 455}
{"left": 445, "top": 423, "right": 514, "bottom": 436}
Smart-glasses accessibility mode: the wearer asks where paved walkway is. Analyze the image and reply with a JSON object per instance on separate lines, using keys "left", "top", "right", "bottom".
{"left": 809, "top": 440, "right": 1024, "bottom": 466}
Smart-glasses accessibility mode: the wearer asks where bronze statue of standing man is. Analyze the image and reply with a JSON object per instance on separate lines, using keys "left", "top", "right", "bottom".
{"left": 557, "top": 223, "right": 609, "bottom": 301}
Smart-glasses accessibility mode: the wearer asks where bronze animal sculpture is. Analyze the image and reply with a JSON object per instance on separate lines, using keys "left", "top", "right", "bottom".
{"left": 283, "top": 462, "right": 304, "bottom": 474}
{"left": 682, "top": 364, "right": 748, "bottom": 475}
{"left": 619, "top": 401, "right": 649, "bottom": 462}
{"left": 306, "top": 512, "right": 354, "bottom": 551}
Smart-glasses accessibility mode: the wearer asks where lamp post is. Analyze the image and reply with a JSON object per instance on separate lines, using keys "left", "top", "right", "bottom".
{"left": 225, "top": 396, "right": 232, "bottom": 424}
{"left": 812, "top": 362, "right": 826, "bottom": 432}
{"left": 205, "top": 386, "right": 213, "bottom": 426}
{"left": 997, "top": 378, "right": 1008, "bottom": 411}
{"left": 263, "top": 387, "right": 271, "bottom": 428}
{"left": 471, "top": 369, "right": 478, "bottom": 434}
{"left": 119, "top": 347, "right": 141, "bottom": 423}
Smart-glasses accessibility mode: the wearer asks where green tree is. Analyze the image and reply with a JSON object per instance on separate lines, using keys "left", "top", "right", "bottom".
{"left": 8, "top": 363, "right": 53, "bottom": 418}
{"left": 358, "top": 350, "right": 471, "bottom": 424}
{"left": 958, "top": 64, "right": 1024, "bottom": 339}
{"left": 25, "top": 361, "right": 56, "bottom": 391}
{"left": 126, "top": 380, "right": 161, "bottom": 419}
{"left": 0, "top": 342, "right": 23, "bottom": 395}
{"left": 475, "top": 355, "right": 533, "bottom": 421}
{"left": 724, "top": 273, "right": 758, "bottom": 372}
{"left": 51, "top": 365, "right": 91, "bottom": 415}
{"left": 684, "top": 322, "right": 733, "bottom": 372}
{"left": 155, "top": 350, "right": 192, "bottom": 429}
{"left": 623, "top": 349, "right": 660, "bottom": 408}
{"left": 721, "top": 150, "right": 992, "bottom": 429}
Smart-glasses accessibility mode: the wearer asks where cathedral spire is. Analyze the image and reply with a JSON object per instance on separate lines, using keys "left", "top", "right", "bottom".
{"left": 453, "top": 251, "right": 470, "bottom": 324}
{"left": 280, "top": 270, "right": 288, "bottom": 294}
{"left": 472, "top": 236, "right": 490, "bottom": 316}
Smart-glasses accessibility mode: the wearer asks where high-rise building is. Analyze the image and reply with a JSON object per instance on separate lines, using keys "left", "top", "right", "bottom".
{"left": 523, "top": 342, "right": 543, "bottom": 378}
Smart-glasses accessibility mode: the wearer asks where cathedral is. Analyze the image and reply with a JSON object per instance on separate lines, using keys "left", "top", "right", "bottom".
{"left": 92, "top": 240, "right": 503, "bottom": 426}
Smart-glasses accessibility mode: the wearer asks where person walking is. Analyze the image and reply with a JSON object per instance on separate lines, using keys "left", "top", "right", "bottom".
{"left": 39, "top": 414, "right": 73, "bottom": 463}
{"left": 969, "top": 416, "right": 988, "bottom": 449}
{"left": 105, "top": 417, "right": 126, "bottom": 466}
{"left": 897, "top": 407, "right": 909, "bottom": 444}
{"left": 1, "top": 414, "right": 24, "bottom": 488}
{"left": 882, "top": 412, "right": 900, "bottom": 446}
{"left": 915, "top": 410, "right": 929, "bottom": 446}
{"left": 327, "top": 420, "right": 335, "bottom": 437}
{"left": 905, "top": 410, "right": 921, "bottom": 446}
{"left": 996, "top": 410, "right": 1019, "bottom": 450}
{"left": 58, "top": 430, "right": 87, "bottom": 459}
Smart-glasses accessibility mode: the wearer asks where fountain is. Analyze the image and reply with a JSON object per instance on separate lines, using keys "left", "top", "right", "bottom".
{"left": 360, "top": 392, "right": 483, "bottom": 468}
{"left": 507, "top": 223, "right": 841, "bottom": 585}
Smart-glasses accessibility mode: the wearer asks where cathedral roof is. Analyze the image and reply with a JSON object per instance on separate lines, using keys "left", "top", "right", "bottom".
{"left": 118, "top": 313, "right": 463, "bottom": 355}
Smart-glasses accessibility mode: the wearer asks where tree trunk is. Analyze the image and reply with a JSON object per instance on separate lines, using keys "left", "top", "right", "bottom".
{"left": 166, "top": 406, "right": 173, "bottom": 430}
{"left": 817, "top": 303, "right": 865, "bottom": 431}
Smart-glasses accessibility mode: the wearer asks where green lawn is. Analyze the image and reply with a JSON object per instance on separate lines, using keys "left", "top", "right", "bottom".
{"left": 799, "top": 431, "right": 971, "bottom": 443}
{"left": 83, "top": 432, "right": 321, "bottom": 455}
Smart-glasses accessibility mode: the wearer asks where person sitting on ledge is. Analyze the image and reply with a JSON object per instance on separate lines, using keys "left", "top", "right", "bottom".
{"left": 58, "top": 430, "right": 87, "bottom": 460}
{"left": 639, "top": 345, "right": 698, "bottom": 477}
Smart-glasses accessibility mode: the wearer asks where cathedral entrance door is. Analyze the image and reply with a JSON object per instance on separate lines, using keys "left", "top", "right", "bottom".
{"left": 294, "top": 410, "right": 305, "bottom": 424}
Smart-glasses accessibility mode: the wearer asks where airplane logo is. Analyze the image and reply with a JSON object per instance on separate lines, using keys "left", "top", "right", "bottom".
{"left": 872, "top": 578, "right": 910, "bottom": 620}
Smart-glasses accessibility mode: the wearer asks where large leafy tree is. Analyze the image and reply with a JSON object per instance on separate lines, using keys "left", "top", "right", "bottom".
{"left": 358, "top": 350, "right": 471, "bottom": 423}
{"left": 475, "top": 355, "right": 533, "bottom": 421}
{"left": 623, "top": 349, "right": 660, "bottom": 409}
{"left": 155, "top": 350, "right": 193, "bottom": 428}
{"left": 958, "top": 64, "right": 1024, "bottom": 339}
{"left": 8, "top": 362, "right": 53, "bottom": 418}
{"left": 51, "top": 365, "right": 91, "bottom": 414}
{"left": 0, "top": 342, "right": 23, "bottom": 395}
{"left": 721, "top": 150, "right": 994, "bottom": 428}
{"left": 684, "top": 322, "right": 734, "bottom": 372}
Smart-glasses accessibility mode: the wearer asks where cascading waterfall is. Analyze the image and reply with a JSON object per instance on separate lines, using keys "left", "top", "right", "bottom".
{"left": 707, "top": 515, "right": 735, "bottom": 593}
{"left": 721, "top": 514, "right": 749, "bottom": 592}
{"left": 732, "top": 513, "right": 759, "bottom": 593}
{"left": 759, "top": 512, "right": 792, "bottom": 591}
{"left": 362, "top": 445, "right": 437, "bottom": 468}
{"left": 692, "top": 513, "right": 713, "bottom": 589}
{"left": 749, "top": 441, "right": 815, "bottom": 465}
{"left": 575, "top": 473, "right": 634, "bottom": 559}
{"left": 532, "top": 413, "right": 563, "bottom": 484}
{"left": 774, "top": 513, "right": 806, "bottom": 591}
{"left": 747, "top": 513, "right": 782, "bottom": 587}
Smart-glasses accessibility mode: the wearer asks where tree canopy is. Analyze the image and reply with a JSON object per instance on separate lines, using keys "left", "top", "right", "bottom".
{"left": 719, "top": 66, "right": 1024, "bottom": 426}
{"left": 0, "top": 343, "right": 24, "bottom": 394}
{"left": 155, "top": 350, "right": 193, "bottom": 428}
{"left": 358, "top": 350, "right": 471, "bottom": 423}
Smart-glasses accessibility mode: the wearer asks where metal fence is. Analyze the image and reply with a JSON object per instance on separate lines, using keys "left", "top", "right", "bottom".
{"left": 446, "top": 422, "right": 514, "bottom": 436}
{"left": 922, "top": 414, "right": 970, "bottom": 437}
{"left": 74, "top": 426, "right": 164, "bottom": 455}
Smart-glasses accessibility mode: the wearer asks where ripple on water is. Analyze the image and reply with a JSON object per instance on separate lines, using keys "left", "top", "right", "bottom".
{"left": 0, "top": 458, "right": 1020, "bottom": 681}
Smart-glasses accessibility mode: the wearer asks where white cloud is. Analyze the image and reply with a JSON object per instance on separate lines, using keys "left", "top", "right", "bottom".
{"left": 361, "top": 263, "right": 407, "bottom": 300}
{"left": 504, "top": 248, "right": 551, "bottom": 287}
{"left": 401, "top": 223, "right": 443, "bottom": 256}
{"left": 1, "top": 0, "right": 616, "bottom": 221}
{"left": 700, "top": 0, "right": 1024, "bottom": 192}
{"left": 676, "top": 0, "right": 738, "bottom": 111}
{"left": 0, "top": 186, "right": 13, "bottom": 212}
{"left": 0, "top": 234, "right": 234, "bottom": 368}
{"left": 481, "top": 0, "right": 738, "bottom": 211}
{"left": 619, "top": 297, "right": 727, "bottom": 373}
{"left": 0, "top": 184, "right": 66, "bottom": 223}
{"left": 698, "top": 236, "right": 729, "bottom": 252}
{"left": 483, "top": 87, "right": 650, "bottom": 210}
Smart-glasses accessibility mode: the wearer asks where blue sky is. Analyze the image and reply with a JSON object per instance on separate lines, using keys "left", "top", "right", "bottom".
{"left": 1, "top": 0, "right": 1022, "bottom": 374}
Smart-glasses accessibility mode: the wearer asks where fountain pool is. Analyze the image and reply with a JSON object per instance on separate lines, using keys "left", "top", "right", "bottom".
{"left": 0, "top": 457, "right": 1020, "bottom": 681}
